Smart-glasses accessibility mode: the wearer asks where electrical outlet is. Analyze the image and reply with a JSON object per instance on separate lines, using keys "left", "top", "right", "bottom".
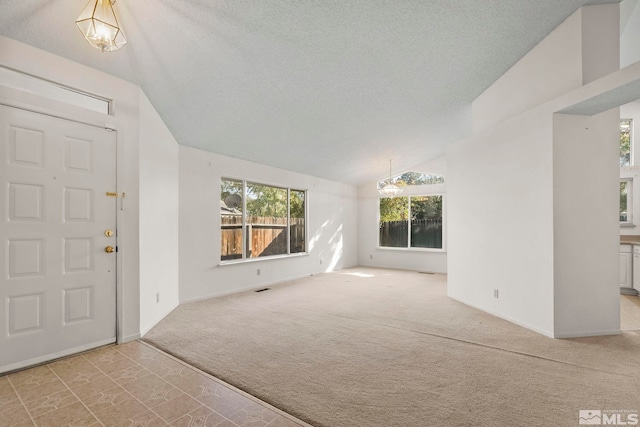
{"left": 493, "top": 289, "right": 499, "bottom": 299}
{"left": 320, "top": 259, "right": 323, "bottom": 265}
{"left": 257, "top": 269, "right": 261, "bottom": 276}
{"left": 370, "top": 254, "right": 373, "bottom": 260}
{"left": 156, "top": 292, "right": 160, "bottom": 303}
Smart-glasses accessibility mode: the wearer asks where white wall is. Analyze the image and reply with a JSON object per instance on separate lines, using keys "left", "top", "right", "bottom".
{"left": 472, "top": 4, "right": 619, "bottom": 133}
{"left": 138, "top": 90, "right": 180, "bottom": 335}
{"left": 581, "top": 5, "right": 620, "bottom": 84}
{"left": 621, "top": 0, "right": 640, "bottom": 68}
{"left": 178, "top": 146, "right": 358, "bottom": 303}
{"left": 447, "top": 109, "right": 556, "bottom": 336}
{"left": 448, "top": 3, "right": 621, "bottom": 338}
{"left": 553, "top": 111, "right": 620, "bottom": 337}
{"left": 357, "top": 156, "right": 447, "bottom": 273}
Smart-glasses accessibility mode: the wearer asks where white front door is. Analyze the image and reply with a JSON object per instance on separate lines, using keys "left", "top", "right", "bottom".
{"left": 0, "top": 105, "right": 117, "bottom": 373}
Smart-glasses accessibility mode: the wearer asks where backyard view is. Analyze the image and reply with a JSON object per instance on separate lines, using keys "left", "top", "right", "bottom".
{"left": 221, "top": 179, "right": 305, "bottom": 260}
{"left": 379, "top": 194, "right": 443, "bottom": 249}
{"left": 378, "top": 172, "right": 444, "bottom": 249}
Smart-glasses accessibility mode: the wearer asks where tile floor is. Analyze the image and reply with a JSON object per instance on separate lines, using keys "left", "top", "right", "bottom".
{"left": 0, "top": 341, "right": 308, "bottom": 427}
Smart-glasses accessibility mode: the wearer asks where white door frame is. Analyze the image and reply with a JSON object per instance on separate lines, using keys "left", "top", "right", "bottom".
{"left": 0, "top": 84, "right": 124, "bottom": 346}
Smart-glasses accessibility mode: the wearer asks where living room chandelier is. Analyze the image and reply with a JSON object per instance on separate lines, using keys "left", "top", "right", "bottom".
{"left": 76, "top": 0, "right": 127, "bottom": 52}
{"left": 378, "top": 159, "right": 403, "bottom": 197}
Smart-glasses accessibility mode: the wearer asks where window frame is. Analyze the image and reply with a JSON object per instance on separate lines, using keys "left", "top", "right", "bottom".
{"left": 220, "top": 178, "right": 308, "bottom": 264}
{"left": 377, "top": 191, "right": 446, "bottom": 252}
{"left": 0, "top": 66, "right": 112, "bottom": 115}
{"left": 620, "top": 118, "right": 633, "bottom": 167}
{"left": 377, "top": 172, "right": 445, "bottom": 190}
{"left": 621, "top": 178, "right": 633, "bottom": 227}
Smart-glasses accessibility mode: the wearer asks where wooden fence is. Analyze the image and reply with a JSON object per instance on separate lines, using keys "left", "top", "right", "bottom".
{"left": 221, "top": 216, "right": 305, "bottom": 260}
{"left": 379, "top": 219, "right": 442, "bottom": 249}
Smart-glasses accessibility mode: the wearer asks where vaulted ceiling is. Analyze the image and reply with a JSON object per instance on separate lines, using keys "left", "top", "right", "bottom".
{"left": 0, "top": 0, "right": 619, "bottom": 185}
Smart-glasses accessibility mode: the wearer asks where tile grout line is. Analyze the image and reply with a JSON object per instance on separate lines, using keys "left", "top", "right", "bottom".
{"left": 120, "top": 342, "right": 265, "bottom": 426}
{"left": 264, "top": 416, "right": 292, "bottom": 427}
{"left": 111, "top": 349, "right": 204, "bottom": 426}
{"left": 81, "top": 350, "right": 176, "bottom": 426}
{"left": 48, "top": 361, "right": 106, "bottom": 427}
{"left": 6, "top": 374, "right": 37, "bottom": 427}
{"left": 112, "top": 344, "right": 241, "bottom": 427}
{"left": 137, "top": 340, "right": 311, "bottom": 427}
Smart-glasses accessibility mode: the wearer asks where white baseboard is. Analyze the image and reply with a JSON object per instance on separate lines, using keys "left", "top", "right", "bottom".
{"left": 0, "top": 337, "right": 116, "bottom": 374}
{"left": 554, "top": 329, "right": 621, "bottom": 338}
{"left": 142, "top": 275, "right": 319, "bottom": 336}
{"left": 120, "top": 333, "right": 141, "bottom": 344}
{"left": 448, "top": 294, "right": 624, "bottom": 339}
{"left": 180, "top": 274, "right": 312, "bottom": 304}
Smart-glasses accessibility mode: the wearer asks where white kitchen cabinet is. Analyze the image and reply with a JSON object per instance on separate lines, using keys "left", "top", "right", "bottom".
{"left": 634, "top": 246, "right": 640, "bottom": 290}
{"left": 620, "top": 245, "right": 633, "bottom": 288}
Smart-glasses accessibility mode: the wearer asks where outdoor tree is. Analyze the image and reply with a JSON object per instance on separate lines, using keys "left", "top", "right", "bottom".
{"left": 380, "top": 197, "right": 409, "bottom": 222}
{"left": 621, "top": 181, "right": 629, "bottom": 220}
{"left": 380, "top": 196, "right": 442, "bottom": 222}
{"left": 290, "top": 191, "right": 305, "bottom": 219}
{"left": 246, "top": 184, "right": 287, "bottom": 218}
{"left": 221, "top": 180, "right": 305, "bottom": 220}
{"left": 411, "top": 196, "right": 442, "bottom": 220}
{"left": 621, "top": 119, "right": 631, "bottom": 167}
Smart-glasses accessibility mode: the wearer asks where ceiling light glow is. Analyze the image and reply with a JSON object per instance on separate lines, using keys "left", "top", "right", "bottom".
{"left": 76, "top": 0, "right": 127, "bottom": 52}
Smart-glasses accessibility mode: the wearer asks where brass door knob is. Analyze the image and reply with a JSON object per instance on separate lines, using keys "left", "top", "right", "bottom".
{"left": 105, "top": 246, "right": 115, "bottom": 253}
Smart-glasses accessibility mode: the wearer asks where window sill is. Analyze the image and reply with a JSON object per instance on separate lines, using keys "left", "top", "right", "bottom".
{"left": 376, "top": 246, "right": 446, "bottom": 254}
{"left": 621, "top": 223, "right": 635, "bottom": 228}
{"left": 219, "top": 252, "right": 309, "bottom": 266}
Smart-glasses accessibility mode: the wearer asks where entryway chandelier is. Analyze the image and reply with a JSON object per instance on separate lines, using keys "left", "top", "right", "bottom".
{"left": 76, "top": 0, "right": 127, "bottom": 52}
{"left": 378, "top": 159, "right": 403, "bottom": 197}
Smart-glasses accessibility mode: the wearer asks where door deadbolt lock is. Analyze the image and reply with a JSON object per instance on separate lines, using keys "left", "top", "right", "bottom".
{"left": 105, "top": 229, "right": 114, "bottom": 237}
{"left": 105, "top": 246, "right": 115, "bottom": 253}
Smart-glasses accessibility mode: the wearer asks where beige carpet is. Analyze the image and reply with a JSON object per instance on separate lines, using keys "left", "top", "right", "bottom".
{"left": 144, "top": 268, "right": 640, "bottom": 427}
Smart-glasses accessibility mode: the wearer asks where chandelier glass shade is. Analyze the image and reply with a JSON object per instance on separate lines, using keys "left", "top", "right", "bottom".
{"left": 76, "top": 0, "right": 127, "bottom": 52}
{"left": 378, "top": 160, "right": 403, "bottom": 197}
{"left": 378, "top": 182, "right": 403, "bottom": 197}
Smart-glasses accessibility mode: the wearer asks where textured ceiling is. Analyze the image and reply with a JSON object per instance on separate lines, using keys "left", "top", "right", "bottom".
{"left": 0, "top": 0, "right": 619, "bottom": 185}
